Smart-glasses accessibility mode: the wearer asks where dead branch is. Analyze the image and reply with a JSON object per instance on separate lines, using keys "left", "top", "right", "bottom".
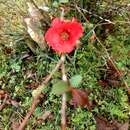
{"left": 17, "top": 55, "right": 65, "bottom": 130}
{"left": 18, "top": 97, "right": 39, "bottom": 130}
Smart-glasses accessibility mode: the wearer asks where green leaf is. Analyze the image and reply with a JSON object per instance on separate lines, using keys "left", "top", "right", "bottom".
{"left": 52, "top": 81, "right": 69, "bottom": 95}
{"left": 83, "top": 30, "right": 93, "bottom": 41}
{"left": 70, "top": 75, "right": 82, "bottom": 88}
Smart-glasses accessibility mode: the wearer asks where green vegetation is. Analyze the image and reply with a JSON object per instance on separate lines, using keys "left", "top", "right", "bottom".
{"left": 0, "top": 0, "right": 130, "bottom": 129}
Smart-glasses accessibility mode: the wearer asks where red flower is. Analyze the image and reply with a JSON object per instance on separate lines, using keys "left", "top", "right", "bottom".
{"left": 45, "top": 18, "right": 83, "bottom": 53}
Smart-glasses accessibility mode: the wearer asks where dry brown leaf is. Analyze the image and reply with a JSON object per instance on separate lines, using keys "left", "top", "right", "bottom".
{"left": 24, "top": 17, "right": 47, "bottom": 50}
{"left": 99, "top": 59, "right": 124, "bottom": 88}
{"left": 70, "top": 88, "right": 91, "bottom": 110}
{"left": 95, "top": 116, "right": 129, "bottom": 130}
{"left": 24, "top": 1, "right": 50, "bottom": 50}
{"left": 95, "top": 117, "right": 117, "bottom": 130}
{"left": 118, "top": 122, "right": 129, "bottom": 130}
{"left": 27, "top": 2, "right": 43, "bottom": 21}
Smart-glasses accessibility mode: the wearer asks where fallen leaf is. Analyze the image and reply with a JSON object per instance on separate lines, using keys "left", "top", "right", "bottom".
{"left": 118, "top": 122, "right": 129, "bottom": 130}
{"left": 107, "top": 59, "right": 123, "bottom": 79}
{"left": 27, "top": 2, "right": 43, "bottom": 21}
{"left": 95, "top": 116, "right": 117, "bottom": 130}
{"left": 24, "top": 1, "right": 51, "bottom": 50}
{"left": 24, "top": 17, "right": 47, "bottom": 50}
{"left": 95, "top": 116, "right": 129, "bottom": 130}
{"left": 99, "top": 59, "right": 123, "bottom": 88}
{"left": 70, "top": 88, "right": 91, "bottom": 110}
{"left": 52, "top": 81, "right": 69, "bottom": 95}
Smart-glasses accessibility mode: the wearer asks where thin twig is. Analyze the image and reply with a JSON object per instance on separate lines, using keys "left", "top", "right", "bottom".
{"left": 18, "top": 55, "right": 64, "bottom": 130}
{"left": 18, "top": 97, "right": 39, "bottom": 130}
{"left": 61, "top": 55, "right": 67, "bottom": 130}
{"left": 61, "top": 93, "right": 67, "bottom": 130}
{"left": 95, "top": 35, "right": 129, "bottom": 89}
{"left": 76, "top": 4, "right": 129, "bottom": 89}
{"left": 75, "top": 4, "right": 89, "bottom": 23}
{"left": 74, "top": 5, "right": 129, "bottom": 24}
{"left": 43, "top": 55, "right": 65, "bottom": 84}
{"left": 75, "top": 3, "right": 130, "bottom": 41}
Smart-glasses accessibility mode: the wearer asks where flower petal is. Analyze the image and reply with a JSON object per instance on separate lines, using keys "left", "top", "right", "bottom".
{"left": 45, "top": 17, "right": 83, "bottom": 53}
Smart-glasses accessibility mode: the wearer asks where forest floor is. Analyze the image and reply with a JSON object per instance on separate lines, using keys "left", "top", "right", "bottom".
{"left": 0, "top": 0, "right": 130, "bottom": 130}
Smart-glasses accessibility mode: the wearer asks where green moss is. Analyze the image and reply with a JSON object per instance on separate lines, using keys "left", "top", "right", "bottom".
{"left": 71, "top": 108, "right": 96, "bottom": 130}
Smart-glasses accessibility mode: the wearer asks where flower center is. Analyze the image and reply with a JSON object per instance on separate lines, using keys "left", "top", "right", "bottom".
{"left": 60, "top": 31, "right": 70, "bottom": 41}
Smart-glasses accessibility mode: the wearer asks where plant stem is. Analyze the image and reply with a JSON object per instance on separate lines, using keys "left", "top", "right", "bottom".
{"left": 61, "top": 55, "right": 67, "bottom": 130}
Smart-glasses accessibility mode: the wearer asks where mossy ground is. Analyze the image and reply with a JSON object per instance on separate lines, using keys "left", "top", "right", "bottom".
{"left": 0, "top": 0, "right": 130, "bottom": 130}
